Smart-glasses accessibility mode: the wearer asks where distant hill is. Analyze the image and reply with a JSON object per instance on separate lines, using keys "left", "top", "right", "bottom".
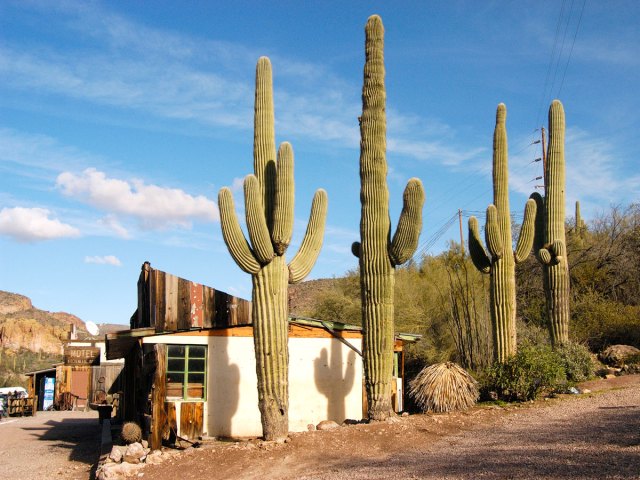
{"left": 288, "top": 278, "right": 341, "bottom": 317}
{"left": 0, "top": 290, "right": 124, "bottom": 354}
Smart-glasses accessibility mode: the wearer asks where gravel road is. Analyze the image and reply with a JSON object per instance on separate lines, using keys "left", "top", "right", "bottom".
{"left": 0, "top": 410, "right": 100, "bottom": 480}
{"left": 142, "top": 375, "right": 640, "bottom": 480}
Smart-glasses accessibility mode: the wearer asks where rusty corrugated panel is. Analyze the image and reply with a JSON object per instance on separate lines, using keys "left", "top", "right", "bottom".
{"left": 190, "top": 282, "right": 204, "bottom": 328}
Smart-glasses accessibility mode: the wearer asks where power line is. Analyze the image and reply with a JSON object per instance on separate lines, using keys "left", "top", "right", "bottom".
{"left": 558, "top": 0, "right": 587, "bottom": 97}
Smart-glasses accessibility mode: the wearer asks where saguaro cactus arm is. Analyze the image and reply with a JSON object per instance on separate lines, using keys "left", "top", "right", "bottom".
{"left": 218, "top": 188, "right": 261, "bottom": 274}
{"left": 485, "top": 205, "right": 503, "bottom": 258}
{"left": 272, "top": 143, "right": 295, "bottom": 255}
{"left": 253, "top": 57, "right": 277, "bottom": 225}
{"left": 288, "top": 189, "right": 328, "bottom": 284}
{"left": 389, "top": 178, "right": 425, "bottom": 265}
{"left": 468, "top": 216, "right": 491, "bottom": 274}
{"left": 514, "top": 198, "right": 537, "bottom": 263}
{"left": 244, "top": 175, "right": 275, "bottom": 264}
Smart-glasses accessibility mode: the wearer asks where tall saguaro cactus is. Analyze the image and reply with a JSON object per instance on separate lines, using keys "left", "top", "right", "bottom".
{"left": 352, "top": 15, "right": 425, "bottom": 421}
{"left": 468, "top": 104, "right": 537, "bottom": 363}
{"left": 218, "top": 57, "right": 328, "bottom": 440}
{"left": 531, "top": 100, "right": 570, "bottom": 346}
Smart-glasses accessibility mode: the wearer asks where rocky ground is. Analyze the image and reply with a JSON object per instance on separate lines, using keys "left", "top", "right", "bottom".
{"left": 137, "top": 375, "right": 639, "bottom": 480}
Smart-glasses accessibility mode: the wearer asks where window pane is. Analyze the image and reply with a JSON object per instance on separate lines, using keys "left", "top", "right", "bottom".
{"left": 189, "top": 346, "right": 206, "bottom": 358}
{"left": 168, "top": 345, "right": 185, "bottom": 358}
{"left": 188, "top": 372, "right": 205, "bottom": 385}
{"left": 168, "top": 358, "right": 185, "bottom": 372}
{"left": 188, "top": 359, "right": 205, "bottom": 372}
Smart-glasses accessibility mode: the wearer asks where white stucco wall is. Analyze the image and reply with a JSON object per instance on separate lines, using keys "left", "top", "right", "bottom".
{"left": 144, "top": 333, "right": 363, "bottom": 438}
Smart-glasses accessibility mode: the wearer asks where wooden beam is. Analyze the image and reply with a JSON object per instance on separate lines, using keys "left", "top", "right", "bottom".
{"left": 150, "top": 344, "right": 166, "bottom": 450}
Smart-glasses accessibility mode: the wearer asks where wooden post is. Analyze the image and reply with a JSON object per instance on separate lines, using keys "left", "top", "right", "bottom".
{"left": 150, "top": 344, "right": 167, "bottom": 450}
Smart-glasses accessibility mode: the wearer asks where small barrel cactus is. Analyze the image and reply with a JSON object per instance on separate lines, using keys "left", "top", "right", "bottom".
{"left": 121, "top": 421, "right": 142, "bottom": 444}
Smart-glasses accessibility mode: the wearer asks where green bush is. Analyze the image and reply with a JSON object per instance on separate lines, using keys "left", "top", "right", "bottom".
{"left": 571, "top": 292, "right": 640, "bottom": 350}
{"left": 555, "top": 342, "right": 595, "bottom": 383}
{"left": 482, "top": 344, "right": 566, "bottom": 401}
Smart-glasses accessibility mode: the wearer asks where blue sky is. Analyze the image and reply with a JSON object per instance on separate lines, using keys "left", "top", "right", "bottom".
{"left": 1, "top": 1, "right": 638, "bottom": 325}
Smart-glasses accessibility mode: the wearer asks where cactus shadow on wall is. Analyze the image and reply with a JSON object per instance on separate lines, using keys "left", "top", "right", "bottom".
{"left": 209, "top": 335, "right": 240, "bottom": 438}
{"left": 314, "top": 342, "right": 356, "bottom": 423}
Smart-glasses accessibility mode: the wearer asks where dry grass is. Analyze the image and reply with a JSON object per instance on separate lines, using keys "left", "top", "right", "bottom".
{"left": 409, "top": 362, "right": 479, "bottom": 413}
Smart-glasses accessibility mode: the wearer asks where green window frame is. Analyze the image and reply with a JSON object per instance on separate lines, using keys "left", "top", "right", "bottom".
{"left": 166, "top": 344, "right": 207, "bottom": 400}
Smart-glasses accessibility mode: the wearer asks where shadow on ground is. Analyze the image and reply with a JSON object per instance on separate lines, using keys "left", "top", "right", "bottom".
{"left": 23, "top": 415, "right": 101, "bottom": 475}
{"left": 323, "top": 405, "right": 640, "bottom": 479}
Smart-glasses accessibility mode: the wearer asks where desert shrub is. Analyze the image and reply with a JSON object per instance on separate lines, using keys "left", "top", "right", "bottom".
{"left": 555, "top": 342, "right": 595, "bottom": 383}
{"left": 571, "top": 291, "right": 640, "bottom": 350}
{"left": 409, "top": 362, "right": 478, "bottom": 413}
{"left": 482, "top": 344, "right": 566, "bottom": 401}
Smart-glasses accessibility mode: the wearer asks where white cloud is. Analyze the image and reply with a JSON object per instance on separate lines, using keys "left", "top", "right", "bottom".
{"left": 56, "top": 168, "right": 219, "bottom": 229}
{"left": 0, "top": 207, "right": 80, "bottom": 242}
{"left": 98, "top": 214, "right": 130, "bottom": 239}
{"left": 84, "top": 255, "right": 122, "bottom": 266}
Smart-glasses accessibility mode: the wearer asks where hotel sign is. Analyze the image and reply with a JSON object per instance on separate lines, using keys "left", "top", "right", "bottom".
{"left": 64, "top": 346, "right": 100, "bottom": 366}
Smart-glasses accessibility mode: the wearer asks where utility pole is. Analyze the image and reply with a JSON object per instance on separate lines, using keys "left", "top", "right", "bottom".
{"left": 458, "top": 209, "right": 464, "bottom": 255}
{"left": 541, "top": 126, "right": 547, "bottom": 186}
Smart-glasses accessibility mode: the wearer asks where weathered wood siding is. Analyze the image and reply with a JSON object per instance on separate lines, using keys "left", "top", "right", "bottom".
{"left": 130, "top": 263, "right": 251, "bottom": 332}
{"left": 150, "top": 344, "right": 166, "bottom": 450}
{"left": 180, "top": 402, "right": 204, "bottom": 440}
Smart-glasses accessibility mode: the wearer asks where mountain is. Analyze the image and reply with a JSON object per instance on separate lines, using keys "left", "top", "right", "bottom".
{"left": 0, "top": 290, "right": 124, "bottom": 354}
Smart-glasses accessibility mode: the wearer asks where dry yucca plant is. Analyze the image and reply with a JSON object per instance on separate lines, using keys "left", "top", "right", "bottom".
{"left": 409, "top": 362, "right": 479, "bottom": 413}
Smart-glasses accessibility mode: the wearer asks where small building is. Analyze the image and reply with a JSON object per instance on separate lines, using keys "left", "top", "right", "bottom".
{"left": 106, "top": 263, "right": 419, "bottom": 449}
{"left": 25, "top": 340, "right": 124, "bottom": 411}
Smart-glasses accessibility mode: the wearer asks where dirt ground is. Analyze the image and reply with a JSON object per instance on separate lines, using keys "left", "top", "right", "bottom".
{"left": 140, "top": 375, "right": 640, "bottom": 480}
{"left": 0, "top": 410, "right": 100, "bottom": 480}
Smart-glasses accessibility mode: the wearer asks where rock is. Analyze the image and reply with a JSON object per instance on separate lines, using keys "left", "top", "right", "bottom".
{"left": 99, "top": 461, "right": 144, "bottom": 480}
{"left": 401, "top": 412, "right": 409, "bottom": 417}
{"left": 144, "top": 451, "right": 165, "bottom": 465}
{"left": 599, "top": 345, "right": 640, "bottom": 367}
{"left": 316, "top": 420, "right": 340, "bottom": 431}
{"left": 109, "top": 445, "right": 123, "bottom": 463}
{"left": 307, "top": 423, "right": 316, "bottom": 431}
{"left": 141, "top": 440, "right": 148, "bottom": 449}
{"left": 581, "top": 388, "right": 591, "bottom": 394}
{"left": 123, "top": 442, "right": 145, "bottom": 464}
{"left": 605, "top": 374, "right": 617, "bottom": 379}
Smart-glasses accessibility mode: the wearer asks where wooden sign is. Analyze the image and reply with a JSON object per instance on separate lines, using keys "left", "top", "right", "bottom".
{"left": 64, "top": 346, "right": 100, "bottom": 366}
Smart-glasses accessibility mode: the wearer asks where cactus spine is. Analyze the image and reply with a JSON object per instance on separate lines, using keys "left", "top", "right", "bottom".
{"left": 468, "top": 104, "right": 537, "bottom": 363}
{"left": 531, "top": 100, "right": 570, "bottom": 346}
{"left": 354, "top": 15, "right": 425, "bottom": 420}
{"left": 218, "top": 57, "right": 328, "bottom": 440}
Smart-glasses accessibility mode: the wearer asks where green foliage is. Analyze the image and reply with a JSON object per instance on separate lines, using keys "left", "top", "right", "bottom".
{"left": 555, "top": 342, "right": 595, "bottom": 383}
{"left": 0, "top": 348, "right": 63, "bottom": 388}
{"left": 571, "top": 291, "right": 640, "bottom": 350}
{"left": 482, "top": 344, "right": 566, "bottom": 401}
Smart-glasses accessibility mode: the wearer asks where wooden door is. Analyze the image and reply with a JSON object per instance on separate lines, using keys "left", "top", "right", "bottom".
{"left": 71, "top": 369, "right": 89, "bottom": 408}
{"left": 180, "top": 402, "right": 203, "bottom": 440}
